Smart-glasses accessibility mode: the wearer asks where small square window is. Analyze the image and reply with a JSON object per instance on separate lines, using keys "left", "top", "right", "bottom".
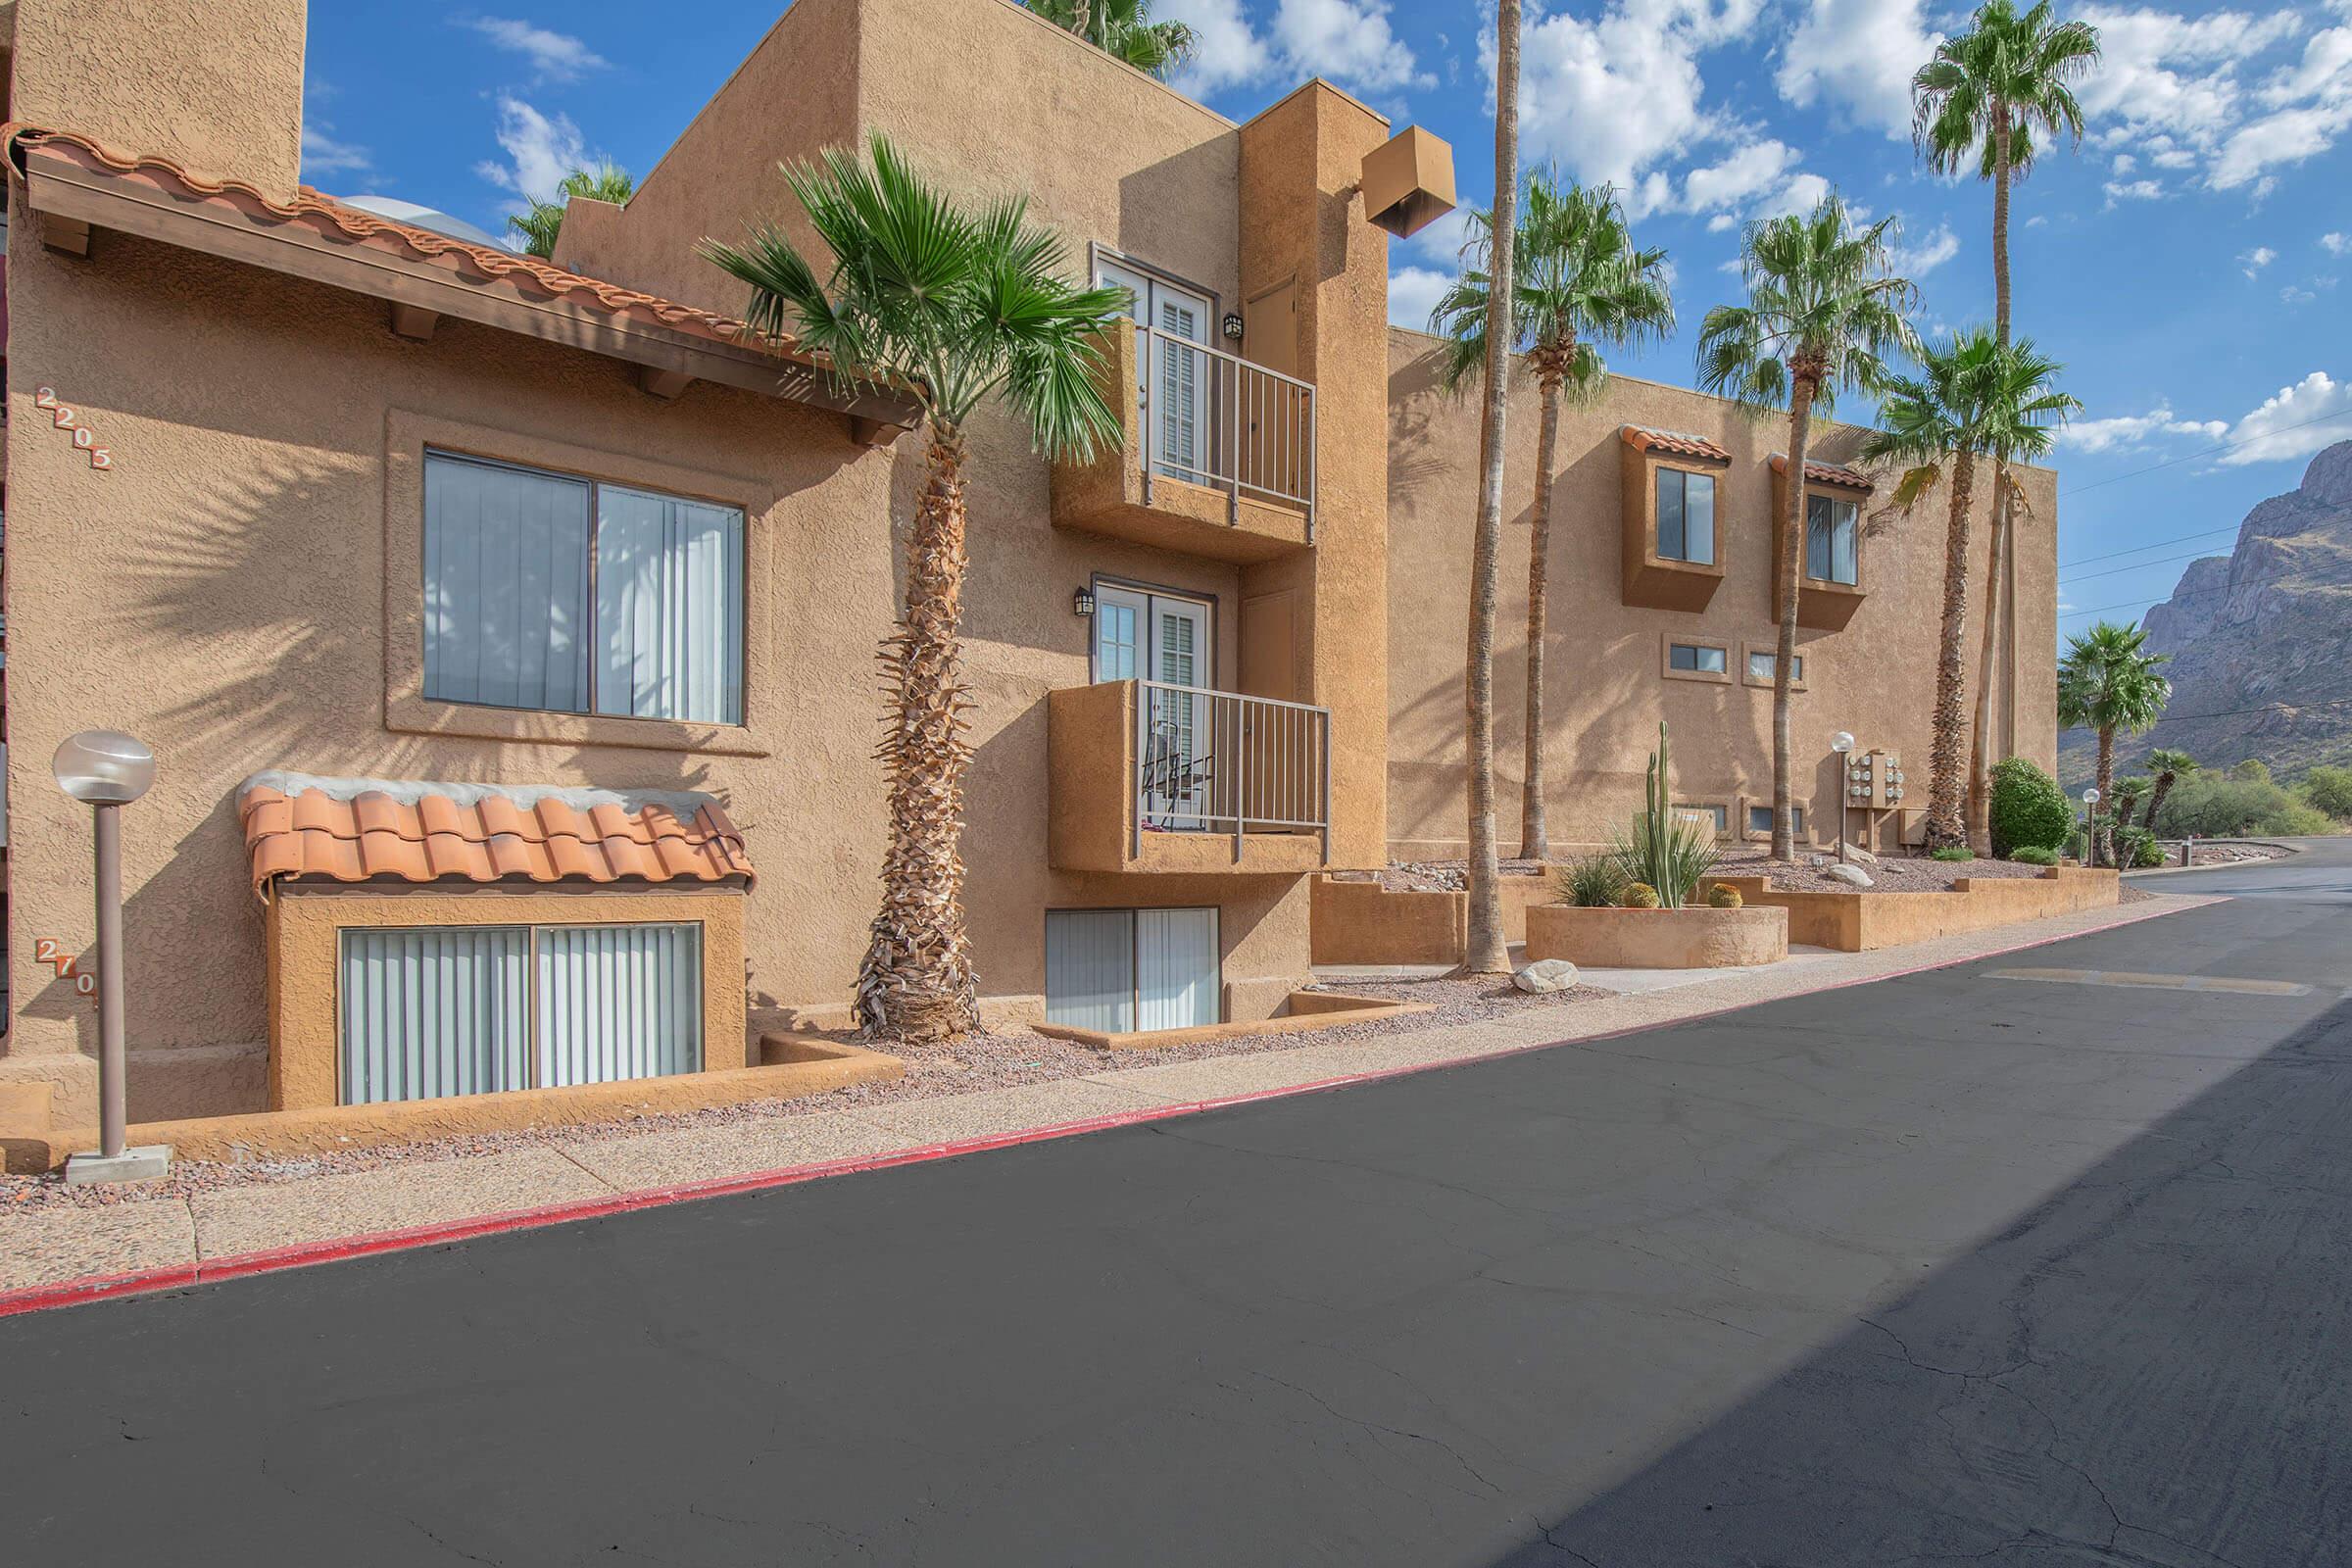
{"left": 1749, "top": 805, "right": 1804, "bottom": 836}
{"left": 1669, "top": 642, "right": 1727, "bottom": 674}
{"left": 1747, "top": 651, "right": 1803, "bottom": 682}
{"left": 1655, "top": 468, "right": 1717, "bottom": 564}
{"left": 1679, "top": 803, "right": 1729, "bottom": 835}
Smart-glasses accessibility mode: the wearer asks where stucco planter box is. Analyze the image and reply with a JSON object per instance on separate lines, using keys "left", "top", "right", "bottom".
{"left": 1524, "top": 903, "right": 1788, "bottom": 968}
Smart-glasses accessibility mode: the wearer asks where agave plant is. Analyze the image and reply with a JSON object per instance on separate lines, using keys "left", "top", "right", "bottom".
{"left": 1609, "top": 722, "right": 1719, "bottom": 908}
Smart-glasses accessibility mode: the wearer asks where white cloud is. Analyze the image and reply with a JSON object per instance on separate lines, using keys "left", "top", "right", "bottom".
{"left": 300, "top": 123, "right": 372, "bottom": 178}
{"left": 472, "top": 96, "right": 586, "bottom": 207}
{"left": 2281, "top": 283, "right": 2319, "bottom": 304}
{"left": 2056, "top": 403, "right": 2229, "bottom": 452}
{"left": 2325, "top": 231, "right": 2352, "bottom": 254}
{"left": 1706, "top": 212, "right": 1740, "bottom": 231}
{"left": 1405, "top": 203, "right": 1479, "bottom": 269}
{"left": 1679, "top": 138, "right": 1799, "bottom": 214}
{"left": 1891, "top": 222, "right": 1960, "bottom": 277}
{"left": 2214, "top": 370, "right": 2352, "bottom": 463}
{"left": 1388, "top": 265, "right": 1453, "bottom": 330}
{"left": 465, "top": 18, "right": 610, "bottom": 83}
{"left": 2102, "top": 176, "right": 2166, "bottom": 206}
{"left": 1775, "top": 0, "right": 1940, "bottom": 139}
{"left": 2111, "top": 152, "right": 2138, "bottom": 173}
{"left": 1755, "top": 171, "right": 1831, "bottom": 219}
{"left": 2212, "top": 98, "right": 2352, "bottom": 189}
{"left": 2241, "top": 244, "right": 2278, "bottom": 275}
{"left": 1271, "top": 0, "right": 1432, "bottom": 92}
{"left": 1159, "top": 0, "right": 1271, "bottom": 93}
{"left": 1513, "top": 0, "right": 1764, "bottom": 200}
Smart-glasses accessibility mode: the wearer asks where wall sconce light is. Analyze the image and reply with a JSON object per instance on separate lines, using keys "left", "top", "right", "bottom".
{"left": 1221, "top": 313, "right": 1245, "bottom": 341}
{"left": 1073, "top": 587, "right": 1096, "bottom": 617}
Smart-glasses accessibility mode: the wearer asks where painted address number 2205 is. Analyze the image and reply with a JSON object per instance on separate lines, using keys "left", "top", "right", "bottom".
{"left": 32, "top": 387, "right": 112, "bottom": 469}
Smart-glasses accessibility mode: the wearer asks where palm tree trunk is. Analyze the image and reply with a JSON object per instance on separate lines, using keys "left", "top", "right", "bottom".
{"left": 1991, "top": 101, "right": 2013, "bottom": 346}
{"left": 1967, "top": 468, "right": 2009, "bottom": 846}
{"left": 1519, "top": 370, "right": 1562, "bottom": 861}
{"left": 1072, "top": 0, "right": 1092, "bottom": 42}
{"left": 855, "top": 422, "right": 980, "bottom": 1041}
{"left": 1772, "top": 377, "right": 1816, "bottom": 861}
{"left": 1461, "top": 0, "right": 1519, "bottom": 976}
{"left": 1926, "top": 451, "right": 1978, "bottom": 851}
{"left": 2093, "top": 725, "right": 2116, "bottom": 868}
{"left": 2144, "top": 771, "right": 2176, "bottom": 837}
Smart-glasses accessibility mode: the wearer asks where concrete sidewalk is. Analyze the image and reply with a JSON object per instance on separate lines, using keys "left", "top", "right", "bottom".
{"left": 0, "top": 893, "right": 2215, "bottom": 1301}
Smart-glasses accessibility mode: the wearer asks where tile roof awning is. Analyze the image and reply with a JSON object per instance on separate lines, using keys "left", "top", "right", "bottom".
{"left": 238, "top": 773, "right": 755, "bottom": 899}
{"left": 5, "top": 124, "right": 918, "bottom": 439}
{"left": 1621, "top": 425, "right": 1732, "bottom": 463}
{"left": 1770, "top": 453, "right": 1874, "bottom": 491}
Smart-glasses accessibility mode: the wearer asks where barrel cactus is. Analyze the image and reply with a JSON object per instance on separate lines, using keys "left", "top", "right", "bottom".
{"left": 1618, "top": 882, "right": 1660, "bottom": 909}
{"left": 1705, "top": 882, "right": 1742, "bottom": 909}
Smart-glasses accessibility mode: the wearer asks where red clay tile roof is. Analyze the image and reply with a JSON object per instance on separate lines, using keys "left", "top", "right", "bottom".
{"left": 4, "top": 123, "right": 790, "bottom": 360}
{"left": 1621, "top": 425, "right": 1732, "bottom": 463}
{"left": 237, "top": 775, "right": 754, "bottom": 899}
{"left": 1769, "top": 453, "right": 1875, "bottom": 490}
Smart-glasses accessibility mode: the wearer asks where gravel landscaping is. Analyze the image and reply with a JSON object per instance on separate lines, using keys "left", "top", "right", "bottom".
{"left": 0, "top": 979, "right": 1613, "bottom": 1214}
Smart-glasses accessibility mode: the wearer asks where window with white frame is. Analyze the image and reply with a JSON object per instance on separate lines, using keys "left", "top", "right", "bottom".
{"left": 1805, "top": 493, "right": 1859, "bottom": 585}
{"left": 1668, "top": 642, "right": 1727, "bottom": 674}
{"left": 1655, "top": 468, "right": 1717, "bottom": 564}
{"left": 422, "top": 450, "right": 746, "bottom": 724}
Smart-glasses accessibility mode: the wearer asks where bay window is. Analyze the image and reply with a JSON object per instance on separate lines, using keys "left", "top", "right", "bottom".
{"left": 1655, "top": 468, "right": 1716, "bottom": 564}
{"left": 1805, "top": 493, "right": 1859, "bottom": 585}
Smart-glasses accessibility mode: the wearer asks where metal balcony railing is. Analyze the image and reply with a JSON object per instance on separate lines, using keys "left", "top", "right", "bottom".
{"left": 1134, "top": 680, "right": 1330, "bottom": 862}
{"left": 1134, "top": 322, "right": 1316, "bottom": 541}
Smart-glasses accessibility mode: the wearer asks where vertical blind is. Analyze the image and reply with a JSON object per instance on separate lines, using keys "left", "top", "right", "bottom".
{"left": 1807, "top": 494, "right": 1859, "bottom": 584}
{"left": 422, "top": 451, "right": 745, "bottom": 724}
{"left": 339, "top": 922, "right": 704, "bottom": 1105}
{"left": 1044, "top": 907, "right": 1220, "bottom": 1034}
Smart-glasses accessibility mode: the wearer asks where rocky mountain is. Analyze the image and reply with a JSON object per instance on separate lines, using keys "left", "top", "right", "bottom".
{"left": 2060, "top": 439, "right": 2352, "bottom": 787}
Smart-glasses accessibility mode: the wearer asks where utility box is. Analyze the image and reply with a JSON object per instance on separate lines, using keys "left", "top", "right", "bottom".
{"left": 1845, "top": 749, "right": 1907, "bottom": 811}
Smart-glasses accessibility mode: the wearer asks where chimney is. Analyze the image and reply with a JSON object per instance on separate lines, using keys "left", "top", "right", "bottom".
{"left": 9, "top": 0, "right": 309, "bottom": 204}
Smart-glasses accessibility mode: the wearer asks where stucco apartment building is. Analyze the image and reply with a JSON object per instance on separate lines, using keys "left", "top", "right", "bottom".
{"left": 0, "top": 0, "right": 2052, "bottom": 1130}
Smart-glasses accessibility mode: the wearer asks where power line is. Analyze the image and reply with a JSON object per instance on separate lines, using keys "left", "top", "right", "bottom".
{"left": 2054, "top": 562, "right": 2315, "bottom": 621}
{"left": 2056, "top": 406, "right": 2352, "bottom": 499}
{"left": 2061, "top": 542, "right": 2265, "bottom": 586}
{"left": 2058, "top": 525, "right": 2238, "bottom": 570}
{"left": 2131, "top": 695, "right": 2352, "bottom": 730}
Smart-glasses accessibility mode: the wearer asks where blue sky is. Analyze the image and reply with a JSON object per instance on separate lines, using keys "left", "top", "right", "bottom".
{"left": 304, "top": 2, "right": 2352, "bottom": 636}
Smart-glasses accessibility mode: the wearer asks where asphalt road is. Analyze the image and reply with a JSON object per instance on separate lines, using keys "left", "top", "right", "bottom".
{"left": 7, "top": 857, "right": 2350, "bottom": 1565}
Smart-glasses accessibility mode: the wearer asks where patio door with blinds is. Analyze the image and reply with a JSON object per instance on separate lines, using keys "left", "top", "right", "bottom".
{"left": 1095, "top": 586, "right": 1211, "bottom": 830}
{"left": 1045, "top": 907, "right": 1220, "bottom": 1034}
{"left": 1096, "top": 256, "right": 1212, "bottom": 486}
{"left": 339, "top": 921, "right": 703, "bottom": 1104}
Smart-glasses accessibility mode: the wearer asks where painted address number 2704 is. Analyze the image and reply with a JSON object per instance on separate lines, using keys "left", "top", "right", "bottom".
{"left": 32, "top": 387, "right": 112, "bottom": 469}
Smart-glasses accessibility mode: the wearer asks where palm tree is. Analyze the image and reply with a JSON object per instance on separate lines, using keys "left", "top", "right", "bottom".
{"left": 1028, "top": 0, "right": 1199, "bottom": 76}
{"left": 2139, "top": 747, "right": 2198, "bottom": 833}
{"left": 1914, "top": 1, "right": 2101, "bottom": 841}
{"left": 1695, "top": 194, "right": 1918, "bottom": 860}
{"left": 704, "top": 135, "right": 1126, "bottom": 1040}
{"left": 2056, "top": 621, "right": 2170, "bottom": 866}
{"left": 1429, "top": 172, "right": 1674, "bottom": 861}
{"left": 1861, "top": 329, "right": 2077, "bottom": 850}
{"left": 508, "top": 163, "right": 635, "bottom": 259}
{"left": 2109, "top": 773, "right": 2151, "bottom": 828}
{"left": 1461, "top": 0, "right": 1523, "bottom": 975}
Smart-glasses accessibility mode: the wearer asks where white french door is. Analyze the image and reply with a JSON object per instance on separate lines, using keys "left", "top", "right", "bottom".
{"left": 1095, "top": 586, "right": 1211, "bottom": 830}
{"left": 1096, "top": 256, "right": 1212, "bottom": 485}
{"left": 1045, "top": 907, "right": 1221, "bottom": 1033}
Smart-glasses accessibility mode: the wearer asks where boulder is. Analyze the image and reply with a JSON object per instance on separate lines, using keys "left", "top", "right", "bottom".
{"left": 1844, "top": 844, "right": 1880, "bottom": 865}
{"left": 1512, "top": 958, "right": 1580, "bottom": 993}
{"left": 1826, "top": 862, "right": 1874, "bottom": 888}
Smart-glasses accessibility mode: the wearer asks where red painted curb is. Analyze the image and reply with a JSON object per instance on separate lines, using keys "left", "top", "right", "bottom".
{"left": 0, "top": 895, "right": 2212, "bottom": 1321}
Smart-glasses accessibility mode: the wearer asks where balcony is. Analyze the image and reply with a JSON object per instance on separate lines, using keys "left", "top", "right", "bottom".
{"left": 1052, "top": 323, "right": 1316, "bottom": 564}
{"left": 1048, "top": 679, "right": 1331, "bottom": 875}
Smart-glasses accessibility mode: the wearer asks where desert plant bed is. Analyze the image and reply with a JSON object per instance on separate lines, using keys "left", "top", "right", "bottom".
{"left": 1712, "top": 847, "right": 2123, "bottom": 893}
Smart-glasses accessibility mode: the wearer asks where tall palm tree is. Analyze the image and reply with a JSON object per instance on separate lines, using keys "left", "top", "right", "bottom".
{"left": 1430, "top": 172, "right": 1674, "bottom": 861}
{"left": 704, "top": 135, "right": 1126, "bottom": 1041}
{"left": 1029, "top": 0, "right": 1199, "bottom": 76}
{"left": 1461, "top": 0, "right": 1523, "bottom": 975}
{"left": 2139, "top": 746, "right": 2198, "bottom": 833}
{"left": 2057, "top": 621, "right": 2170, "bottom": 866}
{"left": 1861, "top": 329, "right": 2077, "bottom": 850}
{"left": 1695, "top": 194, "right": 1918, "bottom": 860}
{"left": 1914, "top": 1, "right": 2101, "bottom": 841}
{"left": 508, "top": 163, "right": 635, "bottom": 259}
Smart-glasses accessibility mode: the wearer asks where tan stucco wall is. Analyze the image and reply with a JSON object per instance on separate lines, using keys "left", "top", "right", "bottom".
{"left": 0, "top": 221, "right": 1307, "bottom": 1124}
{"left": 1706, "top": 867, "right": 2115, "bottom": 951}
{"left": 266, "top": 887, "right": 752, "bottom": 1111}
{"left": 8, "top": 0, "right": 307, "bottom": 202}
{"left": 1523, "top": 903, "right": 1788, "bottom": 968}
{"left": 1386, "top": 326, "right": 2060, "bottom": 858}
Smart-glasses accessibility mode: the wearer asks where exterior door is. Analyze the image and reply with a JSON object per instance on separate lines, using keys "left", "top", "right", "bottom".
{"left": 1096, "top": 257, "right": 1212, "bottom": 485}
{"left": 1095, "top": 586, "right": 1212, "bottom": 830}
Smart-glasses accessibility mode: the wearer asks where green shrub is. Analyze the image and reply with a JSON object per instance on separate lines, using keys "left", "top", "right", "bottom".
{"left": 2008, "top": 845, "right": 2060, "bottom": 866}
{"left": 1561, "top": 855, "right": 1626, "bottom": 908}
{"left": 1609, "top": 721, "right": 1717, "bottom": 906}
{"left": 1618, "top": 882, "right": 1660, "bottom": 909}
{"left": 2231, "top": 759, "right": 2271, "bottom": 784}
{"left": 1988, "top": 757, "right": 2072, "bottom": 856}
{"left": 2298, "top": 764, "right": 2352, "bottom": 820}
{"left": 2150, "top": 772, "right": 2332, "bottom": 838}
{"left": 1705, "top": 882, "right": 1743, "bottom": 909}
{"left": 2132, "top": 835, "right": 2166, "bottom": 868}
{"left": 1929, "top": 845, "right": 1976, "bottom": 862}
{"left": 2112, "top": 822, "right": 2159, "bottom": 869}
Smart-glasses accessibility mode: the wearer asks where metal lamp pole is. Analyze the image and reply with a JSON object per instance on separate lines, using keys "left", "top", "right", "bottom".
{"left": 54, "top": 729, "right": 169, "bottom": 1186}
{"left": 1832, "top": 731, "right": 1855, "bottom": 864}
{"left": 2082, "top": 786, "right": 2101, "bottom": 869}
